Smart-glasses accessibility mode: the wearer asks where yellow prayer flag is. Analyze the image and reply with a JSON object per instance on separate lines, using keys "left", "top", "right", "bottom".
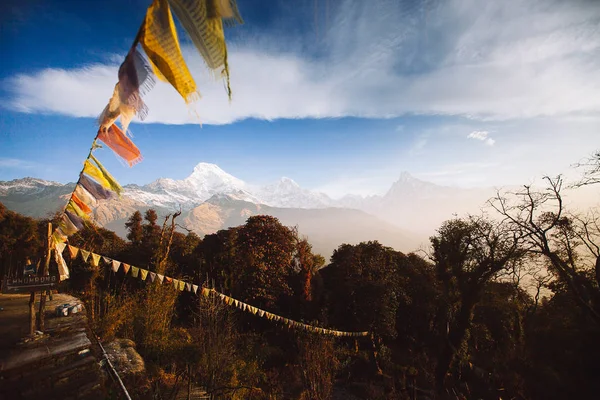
{"left": 67, "top": 199, "right": 90, "bottom": 221}
{"left": 83, "top": 157, "right": 122, "bottom": 196}
{"left": 90, "top": 253, "right": 101, "bottom": 267}
{"left": 141, "top": 0, "right": 197, "bottom": 103}
{"left": 80, "top": 249, "right": 91, "bottom": 262}
{"left": 167, "top": 0, "right": 238, "bottom": 99}
{"left": 140, "top": 269, "right": 148, "bottom": 280}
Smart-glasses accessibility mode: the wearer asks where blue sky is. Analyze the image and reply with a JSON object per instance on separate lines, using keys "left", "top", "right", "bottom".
{"left": 1, "top": 0, "right": 599, "bottom": 197}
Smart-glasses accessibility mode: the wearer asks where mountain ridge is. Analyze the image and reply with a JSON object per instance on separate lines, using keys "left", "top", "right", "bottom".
{"left": 0, "top": 163, "right": 498, "bottom": 255}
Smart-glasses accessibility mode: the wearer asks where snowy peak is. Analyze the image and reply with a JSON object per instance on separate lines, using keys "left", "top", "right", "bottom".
{"left": 187, "top": 163, "right": 245, "bottom": 187}
{"left": 257, "top": 177, "right": 332, "bottom": 209}
{"left": 0, "top": 177, "right": 66, "bottom": 196}
{"left": 184, "top": 162, "right": 248, "bottom": 196}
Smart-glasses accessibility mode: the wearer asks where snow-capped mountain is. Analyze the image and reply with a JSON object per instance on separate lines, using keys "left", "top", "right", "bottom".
{"left": 123, "top": 163, "right": 333, "bottom": 210}
{"left": 256, "top": 177, "right": 333, "bottom": 209}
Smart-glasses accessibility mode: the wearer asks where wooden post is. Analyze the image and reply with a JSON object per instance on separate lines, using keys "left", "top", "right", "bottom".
{"left": 28, "top": 291, "right": 36, "bottom": 336}
{"left": 37, "top": 222, "right": 53, "bottom": 331}
{"left": 187, "top": 363, "right": 192, "bottom": 400}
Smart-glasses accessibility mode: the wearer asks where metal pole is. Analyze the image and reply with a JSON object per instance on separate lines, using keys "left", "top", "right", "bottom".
{"left": 97, "top": 338, "right": 132, "bottom": 400}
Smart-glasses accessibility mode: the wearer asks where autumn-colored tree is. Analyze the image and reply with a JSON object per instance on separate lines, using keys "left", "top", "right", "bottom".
{"left": 234, "top": 216, "right": 297, "bottom": 311}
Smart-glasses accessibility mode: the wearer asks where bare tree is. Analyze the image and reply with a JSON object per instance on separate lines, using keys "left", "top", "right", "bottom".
{"left": 490, "top": 176, "right": 600, "bottom": 325}
{"left": 573, "top": 150, "right": 600, "bottom": 188}
{"left": 297, "top": 334, "right": 338, "bottom": 400}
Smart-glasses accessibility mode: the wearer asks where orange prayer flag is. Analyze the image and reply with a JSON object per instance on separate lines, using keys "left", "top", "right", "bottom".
{"left": 98, "top": 124, "right": 142, "bottom": 167}
{"left": 71, "top": 193, "right": 92, "bottom": 215}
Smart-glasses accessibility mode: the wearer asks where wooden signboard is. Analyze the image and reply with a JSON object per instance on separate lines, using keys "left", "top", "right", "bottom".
{"left": 2, "top": 275, "right": 58, "bottom": 294}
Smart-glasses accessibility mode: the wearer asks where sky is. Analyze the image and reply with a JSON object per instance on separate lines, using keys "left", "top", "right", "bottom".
{"left": 1, "top": 0, "right": 599, "bottom": 198}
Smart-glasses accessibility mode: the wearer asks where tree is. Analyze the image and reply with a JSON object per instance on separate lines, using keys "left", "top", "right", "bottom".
{"left": 234, "top": 216, "right": 297, "bottom": 311}
{"left": 490, "top": 176, "right": 600, "bottom": 325}
{"left": 125, "top": 210, "right": 143, "bottom": 246}
{"left": 430, "top": 216, "right": 524, "bottom": 395}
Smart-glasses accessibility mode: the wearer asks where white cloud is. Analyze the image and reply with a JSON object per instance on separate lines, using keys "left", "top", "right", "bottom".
{"left": 3, "top": 0, "right": 600, "bottom": 124}
{"left": 467, "top": 130, "right": 495, "bottom": 146}
{"left": 467, "top": 131, "right": 489, "bottom": 140}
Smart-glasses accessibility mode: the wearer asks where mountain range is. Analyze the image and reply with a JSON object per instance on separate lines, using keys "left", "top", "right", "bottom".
{"left": 0, "top": 163, "right": 496, "bottom": 257}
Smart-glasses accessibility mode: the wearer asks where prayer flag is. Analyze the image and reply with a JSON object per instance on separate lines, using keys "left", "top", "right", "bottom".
{"left": 54, "top": 247, "right": 70, "bottom": 281}
{"left": 91, "top": 253, "right": 101, "bottom": 267}
{"left": 111, "top": 260, "right": 121, "bottom": 272}
{"left": 141, "top": 0, "right": 197, "bottom": 103}
{"left": 83, "top": 155, "right": 122, "bottom": 195}
{"left": 79, "top": 174, "right": 114, "bottom": 200}
{"left": 67, "top": 199, "right": 89, "bottom": 220}
{"left": 61, "top": 212, "right": 81, "bottom": 233}
{"left": 80, "top": 249, "right": 91, "bottom": 262}
{"left": 167, "top": 0, "right": 240, "bottom": 99}
{"left": 131, "top": 266, "right": 140, "bottom": 278}
{"left": 68, "top": 245, "right": 79, "bottom": 259}
{"left": 140, "top": 269, "right": 148, "bottom": 281}
{"left": 74, "top": 184, "right": 97, "bottom": 208}
{"left": 98, "top": 124, "right": 142, "bottom": 166}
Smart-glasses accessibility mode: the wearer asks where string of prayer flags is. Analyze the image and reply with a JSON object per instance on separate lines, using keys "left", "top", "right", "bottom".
{"left": 64, "top": 245, "right": 368, "bottom": 337}
{"left": 167, "top": 0, "right": 241, "bottom": 99}
{"left": 97, "top": 124, "right": 142, "bottom": 167}
{"left": 141, "top": 0, "right": 198, "bottom": 103}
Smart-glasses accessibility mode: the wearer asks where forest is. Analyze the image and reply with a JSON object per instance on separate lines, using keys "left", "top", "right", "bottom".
{"left": 1, "top": 153, "right": 599, "bottom": 400}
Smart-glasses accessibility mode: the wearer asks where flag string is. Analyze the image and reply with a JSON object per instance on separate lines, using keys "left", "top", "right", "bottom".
{"left": 61, "top": 244, "right": 369, "bottom": 338}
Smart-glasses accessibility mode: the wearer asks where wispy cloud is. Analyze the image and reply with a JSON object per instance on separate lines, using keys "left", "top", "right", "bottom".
{"left": 3, "top": 0, "right": 600, "bottom": 125}
{"left": 0, "top": 157, "right": 36, "bottom": 169}
{"left": 467, "top": 130, "right": 495, "bottom": 146}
